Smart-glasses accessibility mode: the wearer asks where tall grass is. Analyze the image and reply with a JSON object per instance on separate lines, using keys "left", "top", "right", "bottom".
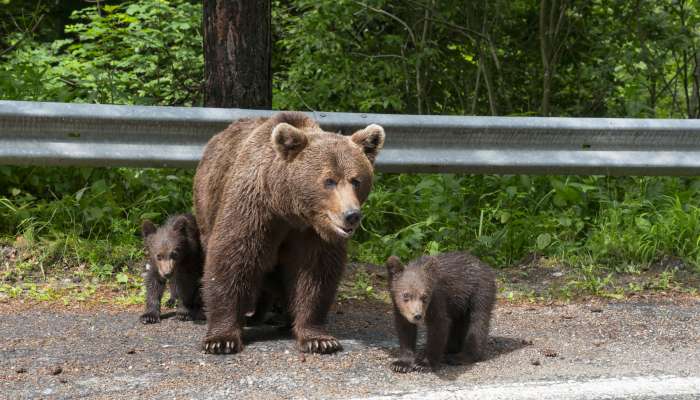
{"left": 2, "top": 168, "right": 699, "bottom": 281}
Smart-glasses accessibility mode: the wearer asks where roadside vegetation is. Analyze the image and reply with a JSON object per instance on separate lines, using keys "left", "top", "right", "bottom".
{"left": 1, "top": 0, "right": 699, "bottom": 303}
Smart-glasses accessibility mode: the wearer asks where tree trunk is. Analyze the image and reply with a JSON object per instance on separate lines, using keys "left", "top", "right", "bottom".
{"left": 538, "top": 0, "right": 568, "bottom": 117}
{"left": 691, "top": 51, "right": 700, "bottom": 118}
{"left": 203, "top": 0, "right": 271, "bottom": 108}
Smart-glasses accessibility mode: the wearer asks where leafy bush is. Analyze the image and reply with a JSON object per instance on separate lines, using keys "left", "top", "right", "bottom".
{"left": 352, "top": 174, "right": 700, "bottom": 271}
{"left": 0, "top": 0, "right": 203, "bottom": 105}
{"left": 1, "top": 0, "right": 700, "bottom": 288}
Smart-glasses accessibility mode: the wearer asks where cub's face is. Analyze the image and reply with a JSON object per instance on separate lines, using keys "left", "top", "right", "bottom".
{"left": 148, "top": 238, "right": 181, "bottom": 279}
{"left": 272, "top": 122, "right": 385, "bottom": 242}
{"left": 142, "top": 219, "right": 187, "bottom": 279}
{"left": 386, "top": 256, "right": 436, "bottom": 324}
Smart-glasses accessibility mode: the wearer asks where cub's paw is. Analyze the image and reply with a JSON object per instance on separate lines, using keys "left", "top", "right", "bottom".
{"left": 390, "top": 360, "right": 415, "bottom": 373}
{"left": 202, "top": 332, "right": 243, "bottom": 355}
{"left": 298, "top": 336, "right": 342, "bottom": 354}
{"left": 139, "top": 312, "right": 160, "bottom": 324}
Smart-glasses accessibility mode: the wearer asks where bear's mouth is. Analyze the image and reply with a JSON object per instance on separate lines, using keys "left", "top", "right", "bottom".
{"left": 332, "top": 224, "right": 355, "bottom": 238}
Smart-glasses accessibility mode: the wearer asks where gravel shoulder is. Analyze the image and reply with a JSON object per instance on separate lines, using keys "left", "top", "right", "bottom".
{"left": 1, "top": 295, "right": 699, "bottom": 400}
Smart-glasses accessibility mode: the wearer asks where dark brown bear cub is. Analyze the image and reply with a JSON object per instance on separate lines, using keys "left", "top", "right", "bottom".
{"left": 140, "top": 214, "right": 204, "bottom": 324}
{"left": 386, "top": 251, "right": 496, "bottom": 372}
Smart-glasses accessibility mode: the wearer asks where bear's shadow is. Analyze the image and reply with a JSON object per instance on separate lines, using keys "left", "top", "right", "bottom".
{"left": 183, "top": 300, "right": 527, "bottom": 378}
{"left": 326, "top": 302, "right": 528, "bottom": 381}
{"left": 431, "top": 336, "right": 528, "bottom": 381}
{"left": 159, "top": 312, "right": 207, "bottom": 325}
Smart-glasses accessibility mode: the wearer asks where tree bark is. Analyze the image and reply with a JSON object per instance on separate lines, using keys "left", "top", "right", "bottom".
{"left": 539, "top": 0, "right": 551, "bottom": 116}
{"left": 692, "top": 51, "right": 700, "bottom": 118}
{"left": 539, "top": 0, "right": 568, "bottom": 116}
{"left": 203, "top": 0, "right": 271, "bottom": 108}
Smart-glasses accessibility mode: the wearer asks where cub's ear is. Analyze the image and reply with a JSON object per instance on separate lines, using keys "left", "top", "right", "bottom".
{"left": 386, "top": 255, "right": 404, "bottom": 277}
{"left": 141, "top": 220, "right": 157, "bottom": 238}
{"left": 271, "top": 122, "right": 308, "bottom": 161}
{"left": 423, "top": 256, "right": 438, "bottom": 274}
{"left": 171, "top": 215, "right": 189, "bottom": 235}
{"left": 351, "top": 124, "right": 385, "bottom": 164}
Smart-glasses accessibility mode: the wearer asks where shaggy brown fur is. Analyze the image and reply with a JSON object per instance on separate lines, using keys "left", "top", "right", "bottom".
{"left": 140, "top": 214, "right": 204, "bottom": 324}
{"left": 194, "top": 111, "right": 385, "bottom": 354}
{"left": 386, "top": 252, "right": 496, "bottom": 372}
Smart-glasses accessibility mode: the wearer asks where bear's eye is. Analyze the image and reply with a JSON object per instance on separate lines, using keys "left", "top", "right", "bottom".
{"left": 324, "top": 178, "right": 337, "bottom": 189}
{"left": 156, "top": 254, "right": 163, "bottom": 261}
{"left": 420, "top": 295, "right": 428, "bottom": 303}
{"left": 350, "top": 178, "right": 361, "bottom": 189}
{"left": 170, "top": 251, "right": 178, "bottom": 259}
{"left": 402, "top": 293, "right": 410, "bottom": 302}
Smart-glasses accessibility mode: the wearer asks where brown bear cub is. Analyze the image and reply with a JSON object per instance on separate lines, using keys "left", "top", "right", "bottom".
{"left": 140, "top": 214, "right": 205, "bottom": 324}
{"left": 386, "top": 251, "right": 496, "bottom": 372}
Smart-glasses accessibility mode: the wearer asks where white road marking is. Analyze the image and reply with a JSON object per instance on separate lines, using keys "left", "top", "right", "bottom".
{"left": 355, "top": 375, "right": 700, "bottom": 400}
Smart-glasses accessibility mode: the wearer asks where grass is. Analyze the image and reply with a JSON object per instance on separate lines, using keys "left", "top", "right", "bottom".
{"left": 1, "top": 167, "right": 700, "bottom": 305}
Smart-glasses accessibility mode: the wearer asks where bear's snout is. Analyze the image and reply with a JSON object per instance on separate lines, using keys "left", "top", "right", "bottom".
{"left": 343, "top": 209, "right": 362, "bottom": 226}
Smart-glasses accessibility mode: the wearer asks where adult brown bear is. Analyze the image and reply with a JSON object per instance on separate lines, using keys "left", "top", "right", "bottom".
{"left": 194, "top": 112, "right": 385, "bottom": 354}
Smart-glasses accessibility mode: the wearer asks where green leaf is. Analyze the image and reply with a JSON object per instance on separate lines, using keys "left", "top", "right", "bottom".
{"left": 116, "top": 272, "right": 128, "bottom": 284}
{"left": 536, "top": 233, "right": 552, "bottom": 250}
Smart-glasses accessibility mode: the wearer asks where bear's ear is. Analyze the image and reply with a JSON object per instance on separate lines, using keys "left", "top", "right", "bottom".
{"left": 351, "top": 124, "right": 385, "bottom": 164}
{"left": 272, "top": 122, "right": 309, "bottom": 161}
{"left": 141, "top": 220, "right": 157, "bottom": 238}
{"left": 386, "top": 255, "right": 404, "bottom": 277}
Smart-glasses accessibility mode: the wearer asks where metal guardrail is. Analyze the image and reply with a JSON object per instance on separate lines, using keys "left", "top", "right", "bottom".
{"left": 2, "top": 100, "right": 700, "bottom": 175}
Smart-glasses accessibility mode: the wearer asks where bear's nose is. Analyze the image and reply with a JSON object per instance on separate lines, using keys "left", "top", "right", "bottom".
{"left": 413, "top": 314, "right": 422, "bottom": 321}
{"left": 343, "top": 209, "right": 362, "bottom": 226}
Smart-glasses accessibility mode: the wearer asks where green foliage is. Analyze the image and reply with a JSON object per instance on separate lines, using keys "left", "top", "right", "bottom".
{"left": 1, "top": 0, "right": 203, "bottom": 105}
{"left": 1, "top": 0, "right": 700, "bottom": 295}
{"left": 352, "top": 174, "right": 700, "bottom": 271}
{"left": 0, "top": 166, "right": 192, "bottom": 238}
{"left": 0, "top": 166, "right": 193, "bottom": 276}
{"left": 273, "top": 0, "right": 406, "bottom": 112}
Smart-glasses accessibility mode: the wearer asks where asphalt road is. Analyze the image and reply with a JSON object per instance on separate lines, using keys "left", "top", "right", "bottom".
{"left": 1, "top": 297, "right": 699, "bottom": 399}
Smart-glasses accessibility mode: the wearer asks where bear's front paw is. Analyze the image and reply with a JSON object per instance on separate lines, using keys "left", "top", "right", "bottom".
{"left": 203, "top": 331, "right": 243, "bottom": 355}
{"left": 140, "top": 312, "right": 160, "bottom": 324}
{"left": 298, "top": 335, "right": 342, "bottom": 354}
{"left": 390, "top": 360, "right": 415, "bottom": 373}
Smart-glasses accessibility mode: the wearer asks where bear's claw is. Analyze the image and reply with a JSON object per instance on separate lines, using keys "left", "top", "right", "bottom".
{"left": 203, "top": 334, "right": 243, "bottom": 354}
{"left": 140, "top": 312, "right": 160, "bottom": 324}
{"left": 412, "top": 359, "right": 433, "bottom": 373}
{"left": 300, "top": 337, "right": 342, "bottom": 354}
{"left": 175, "top": 310, "right": 195, "bottom": 321}
{"left": 390, "top": 360, "right": 415, "bottom": 373}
